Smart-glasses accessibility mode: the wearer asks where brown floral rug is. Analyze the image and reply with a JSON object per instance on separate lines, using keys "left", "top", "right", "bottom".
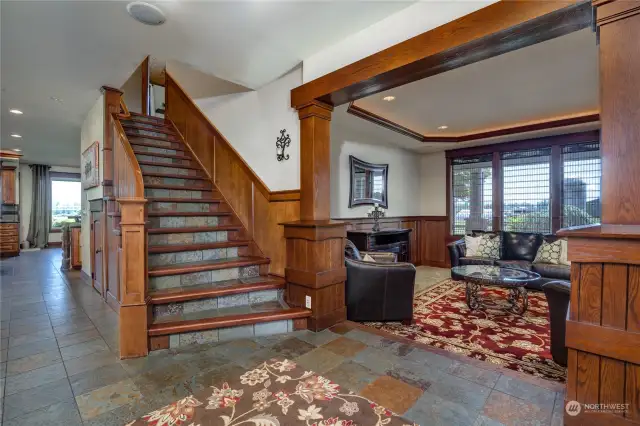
{"left": 125, "top": 358, "right": 416, "bottom": 426}
{"left": 364, "top": 279, "right": 566, "bottom": 382}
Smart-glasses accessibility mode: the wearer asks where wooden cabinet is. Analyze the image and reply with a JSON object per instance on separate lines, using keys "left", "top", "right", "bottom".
{"left": 347, "top": 228, "right": 412, "bottom": 262}
{"left": 71, "top": 227, "right": 82, "bottom": 269}
{"left": 0, "top": 167, "right": 17, "bottom": 204}
{"left": 0, "top": 223, "right": 20, "bottom": 257}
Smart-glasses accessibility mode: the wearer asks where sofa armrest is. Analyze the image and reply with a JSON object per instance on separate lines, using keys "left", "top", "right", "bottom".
{"left": 542, "top": 280, "right": 571, "bottom": 367}
{"left": 447, "top": 238, "right": 466, "bottom": 267}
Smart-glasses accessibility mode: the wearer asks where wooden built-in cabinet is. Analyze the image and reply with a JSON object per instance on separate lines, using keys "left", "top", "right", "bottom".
{"left": 71, "top": 227, "right": 82, "bottom": 269}
{"left": 0, "top": 167, "right": 17, "bottom": 204}
{"left": 0, "top": 223, "right": 19, "bottom": 257}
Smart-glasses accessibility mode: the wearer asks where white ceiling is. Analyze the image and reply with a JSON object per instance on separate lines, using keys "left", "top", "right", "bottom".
{"left": 339, "top": 28, "right": 600, "bottom": 153}
{"left": 0, "top": 0, "right": 414, "bottom": 166}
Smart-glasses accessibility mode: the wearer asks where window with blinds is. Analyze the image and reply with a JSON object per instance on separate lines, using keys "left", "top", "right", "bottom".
{"left": 502, "top": 148, "right": 552, "bottom": 234}
{"left": 451, "top": 155, "right": 493, "bottom": 235}
{"left": 562, "top": 142, "right": 601, "bottom": 227}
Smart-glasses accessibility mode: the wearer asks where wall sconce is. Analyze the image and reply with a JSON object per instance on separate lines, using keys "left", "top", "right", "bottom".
{"left": 276, "top": 129, "right": 291, "bottom": 162}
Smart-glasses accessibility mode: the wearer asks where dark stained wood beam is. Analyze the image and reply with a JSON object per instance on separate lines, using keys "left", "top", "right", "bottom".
{"left": 292, "top": 1, "right": 593, "bottom": 108}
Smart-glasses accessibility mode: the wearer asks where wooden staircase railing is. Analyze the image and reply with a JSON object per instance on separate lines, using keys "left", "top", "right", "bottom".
{"left": 110, "top": 100, "right": 149, "bottom": 358}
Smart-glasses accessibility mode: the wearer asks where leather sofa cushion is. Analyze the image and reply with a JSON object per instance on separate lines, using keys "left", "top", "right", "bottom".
{"left": 502, "top": 232, "right": 543, "bottom": 262}
{"left": 460, "top": 256, "right": 496, "bottom": 266}
{"left": 496, "top": 260, "right": 532, "bottom": 271}
{"left": 532, "top": 263, "right": 570, "bottom": 280}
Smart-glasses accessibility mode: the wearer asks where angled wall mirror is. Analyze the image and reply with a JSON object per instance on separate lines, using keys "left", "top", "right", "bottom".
{"left": 349, "top": 155, "right": 389, "bottom": 208}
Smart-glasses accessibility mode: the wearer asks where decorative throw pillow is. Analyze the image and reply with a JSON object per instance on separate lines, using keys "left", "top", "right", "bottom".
{"left": 534, "top": 239, "right": 568, "bottom": 265}
{"left": 558, "top": 239, "right": 570, "bottom": 266}
{"left": 464, "top": 235, "right": 484, "bottom": 257}
{"left": 476, "top": 235, "right": 501, "bottom": 260}
{"left": 362, "top": 253, "right": 376, "bottom": 262}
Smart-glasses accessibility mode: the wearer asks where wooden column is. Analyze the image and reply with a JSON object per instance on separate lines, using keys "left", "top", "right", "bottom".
{"left": 117, "top": 198, "right": 148, "bottom": 359}
{"left": 298, "top": 100, "right": 333, "bottom": 221}
{"left": 561, "top": 1, "right": 640, "bottom": 424}
{"left": 283, "top": 221, "right": 347, "bottom": 331}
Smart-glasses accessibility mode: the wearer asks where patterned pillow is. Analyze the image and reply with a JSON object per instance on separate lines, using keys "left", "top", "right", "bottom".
{"left": 464, "top": 235, "right": 484, "bottom": 257}
{"left": 534, "top": 239, "right": 569, "bottom": 265}
{"left": 476, "top": 235, "right": 501, "bottom": 260}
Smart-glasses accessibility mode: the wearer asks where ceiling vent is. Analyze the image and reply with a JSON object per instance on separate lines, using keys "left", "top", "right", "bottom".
{"left": 127, "top": 2, "right": 166, "bottom": 26}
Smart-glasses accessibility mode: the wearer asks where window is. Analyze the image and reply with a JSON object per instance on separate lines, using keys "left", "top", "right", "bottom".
{"left": 447, "top": 133, "right": 601, "bottom": 236}
{"left": 451, "top": 154, "right": 493, "bottom": 235}
{"left": 562, "top": 142, "right": 601, "bottom": 227}
{"left": 502, "top": 148, "right": 551, "bottom": 234}
{"left": 51, "top": 176, "right": 81, "bottom": 229}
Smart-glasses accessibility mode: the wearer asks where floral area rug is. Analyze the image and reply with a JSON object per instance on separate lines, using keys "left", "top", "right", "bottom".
{"left": 125, "top": 358, "right": 416, "bottom": 426}
{"left": 364, "top": 279, "right": 566, "bottom": 382}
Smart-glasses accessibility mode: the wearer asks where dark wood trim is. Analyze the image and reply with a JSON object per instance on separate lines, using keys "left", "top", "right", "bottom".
{"left": 148, "top": 308, "right": 312, "bottom": 336}
{"left": 347, "top": 103, "right": 599, "bottom": 144}
{"left": 146, "top": 197, "right": 221, "bottom": 204}
{"left": 147, "top": 225, "right": 241, "bottom": 234}
{"left": 148, "top": 256, "right": 269, "bottom": 277}
{"left": 346, "top": 103, "right": 424, "bottom": 141}
{"left": 332, "top": 215, "right": 447, "bottom": 223}
{"left": 270, "top": 190, "right": 301, "bottom": 202}
{"left": 148, "top": 241, "right": 251, "bottom": 254}
{"left": 551, "top": 145, "right": 563, "bottom": 232}
{"left": 446, "top": 130, "right": 600, "bottom": 158}
{"left": 141, "top": 56, "right": 149, "bottom": 115}
{"left": 292, "top": 1, "right": 592, "bottom": 108}
{"left": 566, "top": 320, "right": 640, "bottom": 365}
{"left": 491, "top": 152, "right": 502, "bottom": 232}
{"left": 50, "top": 171, "right": 81, "bottom": 180}
{"left": 149, "top": 279, "right": 285, "bottom": 304}
{"left": 47, "top": 241, "right": 62, "bottom": 247}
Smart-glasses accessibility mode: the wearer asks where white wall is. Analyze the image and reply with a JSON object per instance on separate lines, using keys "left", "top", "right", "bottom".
{"left": 303, "top": 1, "right": 496, "bottom": 83}
{"left": 330, "top": 125, "right": 421, "bottom": 218}
{"left": 121, "top": 64, "right": 142, "bottom": 114}
{"left": 181, "top": 66, "right": 302, "bottom": 191}
{"left": 79, "top": 94, "right": 105, "bottom": 276}
{"left": 420, "top": 152, "right": 447, "bottom": 216}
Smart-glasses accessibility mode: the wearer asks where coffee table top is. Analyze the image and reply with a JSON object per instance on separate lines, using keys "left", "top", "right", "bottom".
{"left": 451, "top": 265, "right": 540, "bottom": 287}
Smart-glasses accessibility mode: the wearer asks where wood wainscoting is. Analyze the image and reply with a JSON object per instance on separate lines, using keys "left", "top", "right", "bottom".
{"left": 336, "top": 216, "right": 449, "bottom": 268}
{"left": 164, "top": 73, "right": 300, "bottom": 277}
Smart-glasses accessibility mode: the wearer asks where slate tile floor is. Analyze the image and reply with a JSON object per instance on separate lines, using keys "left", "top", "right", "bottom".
{"left": 0, "top": 249, "right": 566, "bottom": 425}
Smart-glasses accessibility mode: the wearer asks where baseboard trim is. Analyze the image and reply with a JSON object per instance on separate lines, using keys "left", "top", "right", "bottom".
{"left": 48, "top": 242, "right": 62, "bottom": 248}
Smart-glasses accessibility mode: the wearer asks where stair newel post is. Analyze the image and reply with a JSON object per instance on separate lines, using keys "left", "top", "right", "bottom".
{"left": 117, "top": 197, "right": 149, "bottom": 358}
{"left": 283, "top": 100, "right": 347, "bottom": 331}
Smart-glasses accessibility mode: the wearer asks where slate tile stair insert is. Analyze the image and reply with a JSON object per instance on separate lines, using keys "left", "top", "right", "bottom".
{"left": 123, "top": 113, "right": 311, "bottom": 349}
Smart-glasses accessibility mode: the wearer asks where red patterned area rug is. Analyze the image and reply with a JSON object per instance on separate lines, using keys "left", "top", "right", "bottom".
{"left": 364, "top": 279, "right": 566, "bottom": 382}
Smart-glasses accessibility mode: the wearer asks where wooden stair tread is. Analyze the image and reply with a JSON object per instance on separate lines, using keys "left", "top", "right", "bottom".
{"left": 121, "top": 116, "right": 171, "bottom": 126}
{"left": 133, "top": 150, "right": 192, "bottom": 160}
{"left": 124, "top": 124, "right": 177, "bottom": 135}
{"left": 138, "top": 161, "right": 200, "bottom": 170}
{"left": 147, "top": 197, "right": 222, "bottom": 203}
{"left": 148, "top": 225, "right": 241, "bottom": 234}
{"left": 149, "top": 241, "right": 252, "bottom": 254}
{"left": 148, "top": 256, "right": 270, "bottom": 277}
{"left": 142, "top": 171, "right": 207, "bottom": 180}
{"left": 148, "top": 307, "right": 311, "bottom": 336}
{"left": 129, "top": 140, "right": 182, "bottom": 150}
{"left": 149, "top": 277, "right": 285, "bottom": 304}
{"left": 144, "top": 183, "right": 212, "bottom": 190}
{"left": 127, "top": 134, "right": 180, "bottom": 143}
{"left": 147, "top": 211, "right": 231, "bottom": 217}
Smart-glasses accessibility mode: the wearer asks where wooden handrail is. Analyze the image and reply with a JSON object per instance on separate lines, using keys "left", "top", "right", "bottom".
{"left": 111, "top": 111, "right": 144, "bottom": 198}
{"left": 119, "top": 96, "right": 131, "bottom": 117}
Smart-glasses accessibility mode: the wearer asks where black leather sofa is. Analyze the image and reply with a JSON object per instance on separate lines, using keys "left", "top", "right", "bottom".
{"left": 447, "top": 231, "right": 570, "bottom": 290}
{"left": 542, "top": 280, "right": 571, "bottom": 366}
{"left": 344, "top": 240, "right": 416, "bottom": 323}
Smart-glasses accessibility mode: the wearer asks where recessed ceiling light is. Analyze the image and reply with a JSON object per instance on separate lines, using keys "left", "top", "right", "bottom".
{"left": 438, "top": 125, "right": 448, "bottom": 130}
{"left": 383, "top": 96, "right": 395, "bottom": 102}
{"left": 12, "top": 148, "right": 21, "bottom": 152}
{"left": 9, "top": 109, "right": 23, "bottom": 115}
{"left": 127, "top": 2, "right": 166, "bottom": 26}
{"left": 10, "top": 134, "right": 22, "bottom": 138}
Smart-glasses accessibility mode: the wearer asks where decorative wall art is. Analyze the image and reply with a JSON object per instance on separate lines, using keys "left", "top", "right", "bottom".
{"left": 276, "top": 129, "right": 291, "bottom": 162}
{"left": 81, "top": 141, "right": 99, "bottom": 189}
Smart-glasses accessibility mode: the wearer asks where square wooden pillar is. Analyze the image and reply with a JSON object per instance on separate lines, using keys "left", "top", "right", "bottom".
{"left": 560, "top": 2, "right": 640, "bottom": 424}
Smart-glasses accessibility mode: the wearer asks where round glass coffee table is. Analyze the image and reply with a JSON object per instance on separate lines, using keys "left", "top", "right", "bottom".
{"left": 451, "top": 265, "right": 541, "bottom": 315}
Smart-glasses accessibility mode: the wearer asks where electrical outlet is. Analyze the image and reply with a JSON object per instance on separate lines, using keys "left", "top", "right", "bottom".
{"left": 305, "top": 295, "right": 312, "bottom": 309}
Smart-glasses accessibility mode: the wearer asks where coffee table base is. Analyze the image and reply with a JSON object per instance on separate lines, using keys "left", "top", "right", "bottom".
{"left": 465, "top": 282, "right": 528, "bottom": 315}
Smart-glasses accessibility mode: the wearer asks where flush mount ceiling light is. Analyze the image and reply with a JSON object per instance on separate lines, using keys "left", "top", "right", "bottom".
{"left": 438, "top": 125, "right": 448, "bottom": 130}
{"left": 10, "top": 134, "right": 22, "bottom": 138}
{"left": 9, "top": 109, "right": 23, "bottom": 115}
{"left": 127, "top": 2, "right": 166, "bottom": 26}
{"left": 382, "top": 96, "right": 395, "bottom": 102}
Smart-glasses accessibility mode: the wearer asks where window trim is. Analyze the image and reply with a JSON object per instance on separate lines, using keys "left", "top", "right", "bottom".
{"left": 50, "top": 173, "right": 82, "bottom": 230}
{"left": 445, "top": 130, "right": 600, "bottom": 237}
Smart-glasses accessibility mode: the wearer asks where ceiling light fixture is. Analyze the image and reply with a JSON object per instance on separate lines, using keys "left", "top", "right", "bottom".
{"left": 12, "top": 149, "right": 21, "bottom": 152}
{"left": 9, "top": 109, "right": 23, "bottom": 115}
{"left": 127, "top": 2, "right": 166, "bottom": 26}
{"left": 10, "top": 134, "right": 22, "bottom": 138}
{"left": 438, "top": 125, "right": 448, "bottom": 130}
{"left": 383, "top": 96, "right": 395, "bottom": 102}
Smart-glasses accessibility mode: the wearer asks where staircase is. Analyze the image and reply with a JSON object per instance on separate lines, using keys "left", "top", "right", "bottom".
{"left": 118, "top": 111, "right": 310, "bottom": 349}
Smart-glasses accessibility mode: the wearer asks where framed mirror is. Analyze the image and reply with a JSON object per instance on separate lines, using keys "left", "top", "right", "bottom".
{"left": 349, "top": 155, "right": 389, "bottom": 208}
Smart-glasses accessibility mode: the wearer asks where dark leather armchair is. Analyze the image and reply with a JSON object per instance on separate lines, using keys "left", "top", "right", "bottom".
{"left": 542, "top": 280, "right": 571, "bottom": 366}
{"left": 344, "top": 240, "right": 416, "bottom": 323}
